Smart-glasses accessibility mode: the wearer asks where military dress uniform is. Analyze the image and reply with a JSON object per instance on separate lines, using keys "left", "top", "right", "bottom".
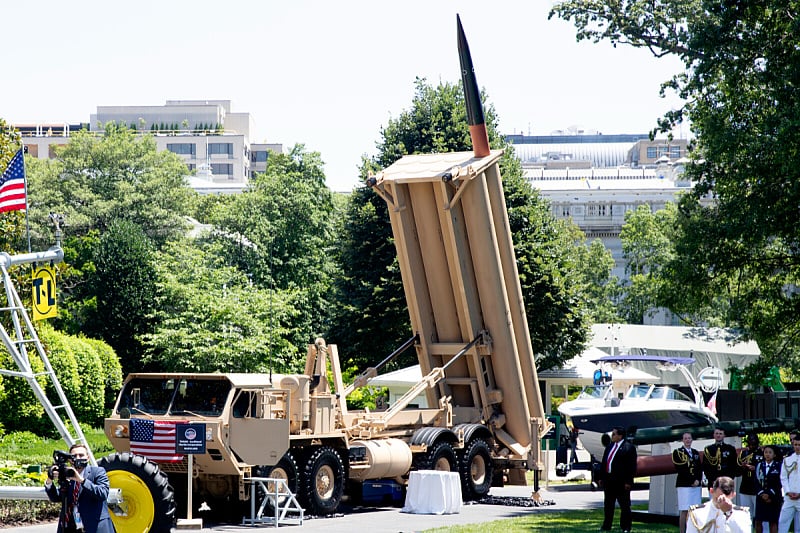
{"left": 686, "top": 502, "right": 751, "bottom": 533}
{"left": 674, "top": 445, "right": 703, "bottom": 510}
{"left": 779, "top": 452, "right": 800, "bottom": 533}
{"left": 704, "top": 441, "right": 738, "bottom": 490}
{"left": 755, "top": 459, "right": 783, "bottom": 525}
{"left": 737, "top": 445, "right": 763, "bottom": 518}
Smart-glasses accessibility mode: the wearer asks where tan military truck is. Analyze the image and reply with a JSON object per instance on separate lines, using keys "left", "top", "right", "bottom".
{"left": 103, "top": 147, "right": 551, "bottom": 528}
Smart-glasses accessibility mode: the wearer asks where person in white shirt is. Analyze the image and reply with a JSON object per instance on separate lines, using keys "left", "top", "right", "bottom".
{"left": 779, "top": 439, "right": 800, "bottom": 533}
{"left": 687, "top": 476, "right": 751, "bottom": 533}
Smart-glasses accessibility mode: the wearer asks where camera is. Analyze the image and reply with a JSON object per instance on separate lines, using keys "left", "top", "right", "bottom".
{"left": 51, "top": 450, "right": 79, "bottom": 488}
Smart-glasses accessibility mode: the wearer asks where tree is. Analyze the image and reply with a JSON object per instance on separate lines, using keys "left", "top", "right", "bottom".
{"left": 88, "top": 220, "right": 158, "bottom": 374}
{"left": 576, "top": 238, "right": 621, "bottom": 323}
{"left": 618, "top": 204, "right": 676, "bottom": 324}
{"left": 25, "top": 122, "right": 195, "bottom": 249}
{"left": 21, "top": 123, "right": 198, "bottom": 358}
{"left": 203, "top": 145, "right": 338, "bottom": 350}
{"left": 330, "top": 78, "right": 590, "bottom": 372}
{"left": 141, "top": 239, "right": 302, "bottom": 373}
{"left": 551, "top": 0, "right": 800, "bottom": 372}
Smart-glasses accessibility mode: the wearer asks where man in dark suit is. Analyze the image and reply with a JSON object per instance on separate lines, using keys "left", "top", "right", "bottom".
{"left": 45, "top": 443, "right": 116, "bottom": 533}
{"left": 599, "top": 426, "right": 637, "bottom": 533}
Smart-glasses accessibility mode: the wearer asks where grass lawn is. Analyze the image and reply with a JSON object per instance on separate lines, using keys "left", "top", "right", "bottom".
{"left": 416, "top": 472, "right": 670, "bottom": 532}
{"left": 422, "top": 505, "right": 676, "bottom": 533}
{"left": 0, "top": 427, "right": 114, "bottom": 466}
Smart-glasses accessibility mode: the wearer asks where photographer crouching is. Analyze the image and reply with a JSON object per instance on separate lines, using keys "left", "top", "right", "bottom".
{"left": 44, "top": 443, "right": 116, "bottom": 533}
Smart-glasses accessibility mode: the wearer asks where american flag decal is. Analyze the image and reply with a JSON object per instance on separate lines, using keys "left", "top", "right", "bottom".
{"left": 129, "top": 419, "right": 184, "bottom": 462}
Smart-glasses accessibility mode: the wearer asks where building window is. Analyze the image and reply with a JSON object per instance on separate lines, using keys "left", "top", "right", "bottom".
{"left": 670, "top": 146, "right": 681, "bottom": 158}
{"left": 167, "top": 143, "right": 196, "bottom": 156}
{"left": 646, "top": 147, "right": 658, "bottom": 159}
{"left": 211, "top": 163, "right": 233, "bottom": 175}
{"left": 208, "top": 143, "right": 233, "bottom": 156}
{"left": 251, "top": 150, "right": 269, "bottom": 162}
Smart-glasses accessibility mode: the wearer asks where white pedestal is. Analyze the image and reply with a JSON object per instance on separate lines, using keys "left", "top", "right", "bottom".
{"left": 402, "top": 470, "right": 462, "bottom": 514}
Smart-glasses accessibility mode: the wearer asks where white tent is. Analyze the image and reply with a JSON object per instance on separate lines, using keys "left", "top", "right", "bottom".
{"left": 589, "top": 324, "right": 761, "bottom": 388}
{"left": 368, "top": 365, "right": 429, "bottom": 408}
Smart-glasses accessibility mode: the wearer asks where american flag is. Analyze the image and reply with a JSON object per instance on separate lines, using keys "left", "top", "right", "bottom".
{"left": 707, "top": 391, "right": 718, "bottom": 416}
{"left": 0, "top": 149, "right": 26, "bottom": 213}
{"left": 129, "top": 419, "right": 184, "bottom": 462}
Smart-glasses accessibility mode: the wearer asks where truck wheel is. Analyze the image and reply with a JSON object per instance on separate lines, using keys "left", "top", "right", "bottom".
{"left": 256, "top": 452, "right": 299, "bottom": 514}
{"left": 458, "top": 438, "right": 493, "bottom": 500}
{"left": 99, "top": 452, "right": 176, "bottom": 533}
{"left": 413, "top": 441, "right": 457, "bottom": 471}
{"left": 300, "top": 446, "right": 345, "bottom": 516}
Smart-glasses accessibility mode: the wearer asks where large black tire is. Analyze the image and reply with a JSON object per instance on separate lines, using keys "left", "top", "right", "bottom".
{"left": 99, "top": 452, "right": 176, "bottom": 533}
{"left": 413, "top": 441, "right": 457, "bottom": 472}
{"left": 255, "top": 451, "right": 299, "bottom": 514}
{"left": 458, "top": 438, "right": 493, "bottom": 501}
{"left": 300, "top": 446, "right": 345, "bottom": 516}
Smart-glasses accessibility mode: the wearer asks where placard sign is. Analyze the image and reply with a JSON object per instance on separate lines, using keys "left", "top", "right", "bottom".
{"left": 175, "top": 423, "right": 206, "bottom": 454}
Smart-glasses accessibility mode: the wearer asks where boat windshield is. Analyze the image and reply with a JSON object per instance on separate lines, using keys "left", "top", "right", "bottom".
{"left": 626, "top": 385, "right": 693, "bottom": 402}
{"left": 577, "top": 385, "right": 611, "bottom": 400}
{"left": 661, "top": 387, "right": 692, "bottom": 402}
{"left": 626, "top": 384, "right": 653, "bottom": 399}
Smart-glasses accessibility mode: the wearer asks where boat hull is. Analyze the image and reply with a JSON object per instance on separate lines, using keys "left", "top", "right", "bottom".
{"left": 560, "top": 408, "right": 716, "bottom": 460}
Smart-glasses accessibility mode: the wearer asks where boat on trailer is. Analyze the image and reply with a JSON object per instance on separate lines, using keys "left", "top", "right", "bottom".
{"left": 557, "top": 355, "right": 718, "bottom": 461}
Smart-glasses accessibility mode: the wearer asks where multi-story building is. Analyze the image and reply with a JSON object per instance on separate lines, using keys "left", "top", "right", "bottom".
{"left": 508, "top": 131, "right": 697, "bottom": 325}
{"left": 14, "top": 100, "right": 283, "bottom": 193}
{"left": 508, "top": 133, "right": 693, "bottom": 268}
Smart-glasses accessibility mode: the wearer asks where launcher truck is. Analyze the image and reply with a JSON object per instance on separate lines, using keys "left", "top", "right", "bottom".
{"left": 101, "top": 146, "right": 551, "bottom": 530}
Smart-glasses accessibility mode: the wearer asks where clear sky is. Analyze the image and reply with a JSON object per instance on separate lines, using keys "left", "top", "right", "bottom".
{"left": 2, "top": 1, "right": 686, "bottom": 192}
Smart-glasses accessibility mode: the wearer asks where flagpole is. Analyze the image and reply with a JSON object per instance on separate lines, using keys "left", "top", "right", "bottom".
{"left": 20, "top": 144, "right": 31, "bottom": 253}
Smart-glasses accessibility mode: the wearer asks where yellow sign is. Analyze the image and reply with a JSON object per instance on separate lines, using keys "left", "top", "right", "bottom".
{"left": 32, "top": 266, "right": 57, "bottom": 321}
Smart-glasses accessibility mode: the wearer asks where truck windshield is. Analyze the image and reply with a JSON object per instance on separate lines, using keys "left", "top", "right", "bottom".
{"left": 118, "top": 378, "right": 231, "bottom": 417}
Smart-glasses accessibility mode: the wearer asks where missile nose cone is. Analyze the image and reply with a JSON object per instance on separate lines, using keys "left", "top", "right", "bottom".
{"left": 456, "top": 14, "right": 490, "bottom": 158}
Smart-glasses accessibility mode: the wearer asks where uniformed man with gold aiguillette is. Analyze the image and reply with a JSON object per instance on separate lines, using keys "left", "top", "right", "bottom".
{"left": 703, "top": 427, "right": 739, "bottom": 496}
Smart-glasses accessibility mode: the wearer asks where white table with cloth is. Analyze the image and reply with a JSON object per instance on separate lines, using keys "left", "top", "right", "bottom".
{"left": 402, "top": 470, "right": 462, "bottom": 514}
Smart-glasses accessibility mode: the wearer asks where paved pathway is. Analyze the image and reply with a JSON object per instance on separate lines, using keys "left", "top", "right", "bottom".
{"left": 7, "top": 482, "right": 650, "bottom": 533}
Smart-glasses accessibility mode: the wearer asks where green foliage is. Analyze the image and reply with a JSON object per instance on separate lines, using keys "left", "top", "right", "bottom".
{"left": 204, "top": 144, "right": 338, "bottom": 352}
{"left": 618, "top": 203, "right": 677, "bottom": 324}
{"left": 550, "top": 0, "right": 800, "bottom": 374}
{"left": 24, "top": 122, "right": 196, "bottom": 250}
{"left": 0, "top": 349, "right": 46, "bottom": 435}
{"left": 82, "top": 336, "right": 123, "bottom": 416}
{"left": 504, "top": 168, "right": 590, "bottom": 370}
{"left": 575, "top": 239, "right": 621, "bottom": 323}
{"left": 0, "top": 323, "right": 119, "bottom": 433}
{"left": 142, "top": 239, "right": 303, "bottom": 373}
{"left": 423, "top": 506, "right": 675, "bottom": 532}
{"left": 88, "top": 219, "right": 158, "bottom": 374}
{"left": 328, "top": 182, "right": 412, "bottom": 370}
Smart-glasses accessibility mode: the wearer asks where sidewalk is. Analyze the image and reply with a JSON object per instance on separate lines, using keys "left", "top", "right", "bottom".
{"left": 8, "top": 482, "right": 649, "bottom": 533}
